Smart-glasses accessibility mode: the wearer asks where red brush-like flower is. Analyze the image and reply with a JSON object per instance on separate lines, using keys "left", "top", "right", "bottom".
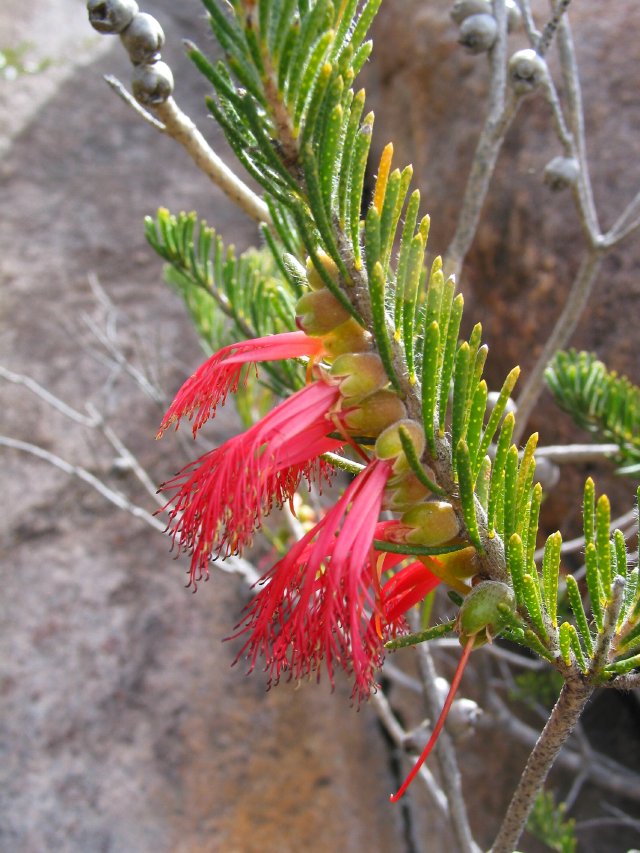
{"left": 158, "top": 331, "right": 325, "bottom": 437}
{"left": 234, "top": 461, "right": 441, "bottom": 699}
{"left": 161, "top": 380, "right": 345, "bottom": 583}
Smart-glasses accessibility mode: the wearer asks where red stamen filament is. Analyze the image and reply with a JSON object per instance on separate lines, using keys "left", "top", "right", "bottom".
{"left": 389, "top": 634, "right": 476, "bottom": 802}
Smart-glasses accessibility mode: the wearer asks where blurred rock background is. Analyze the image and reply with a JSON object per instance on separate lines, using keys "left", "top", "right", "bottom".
{"left": 1, "top": 1, "right": 639, "bottom": 851}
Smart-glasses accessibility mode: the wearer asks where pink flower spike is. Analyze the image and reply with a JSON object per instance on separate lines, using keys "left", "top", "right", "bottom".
{"left": 160, "top": 380, "right": 343, "bottom": 585}
{"left": 234, "top": 458, "right": 395, "bottom": 699}
{"left": 159, "top": 331, "right": 325, "bottom": 437}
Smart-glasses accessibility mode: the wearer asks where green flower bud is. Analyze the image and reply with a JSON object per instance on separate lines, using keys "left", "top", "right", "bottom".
{"left": 383, "top": 473, "right": 431, "bottom": 512}
{"left": 401, "top": 501, "right": 461, "bottom": 547}
{"left": 375, "top": 419, "right": 425, "bottom": 461}
{"left": 322, "top": 318, "right": 371, "bottom": 357}
{"left": 344, "top": 391, "right": 407, "bottom": 437}
{"left": 305, "top": 252, "right": 339, "bottom": 291}
{"left": 457, "top": 581, "right": 516, "bottom": 645}
{"left": 296, "top": 289, "right": 351, "bottom": 335}
{"left": 330, "top": 352, "right": 388, "bottom": 401}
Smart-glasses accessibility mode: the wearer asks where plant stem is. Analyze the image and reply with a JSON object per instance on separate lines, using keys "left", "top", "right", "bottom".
{"left": 410, "top": 614, "right": 481, "bottom": 853}
{"left": 104, "top": 77, "right": 272, "bottom": 226}
{"left": 444, "top": 1, "right": 518, "bottom": 280}
{"left": 491, "top": 678, "right": 593, "bottom": 853}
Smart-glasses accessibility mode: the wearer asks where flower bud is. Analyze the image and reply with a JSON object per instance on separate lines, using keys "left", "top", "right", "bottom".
{"left": 306, "top": 252, "right": 339, "bottom": 291}
{"left": 457, "top": 580, "right": 516, "bottom": 645}
{"left": 120, "top": 12, "right": 165, "bottom": 65}
{"left": 459, "top": 13, "right": 497, "bottom": 54}
{"left": 543, "top": 156, "right": 580, "bottom": 191}
{"left": 508, "top": 48, "right": 547, "bottom": 96}
{"left": 375, "top": 419, "right": 425, "bottom": 462}
{"left": 383, "top": 473, "right": 431, "bottom": 512}
{"left": 87, "top": 0, "right": 139, "bottom": 33}
{"left": 432, "top": 545, "right": 478, "bottom": 582}
{"left": 330, "top": 352, "right": 388, "bottom": 401}
{"left": 344, "top": 391, "right": 407, "bottom": 437}
{"left": 450, "top": 0, "right": 491, "bottom": 25}
{"left": 401, "top": 501, "right": 461, "bottom": 547}
{"left": 132, "top": 61, "right": 174, "bottom": 105}
{"left": 296, "top": 289, "right": 351, "bottom": 335}
{"left": 322, "top": 317, "right": 371, "bottom": 357}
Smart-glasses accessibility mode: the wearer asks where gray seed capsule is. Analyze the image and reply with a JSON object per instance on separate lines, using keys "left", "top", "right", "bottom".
{"left": 459, "top": 13, "right": 498, "bottom": 54}
{"left": 544, "top": 156, "right": 580, "bottom": 191}
{"left": 87, "top": 0, "right": 139, "bottom": 34}
{"left": 451, "top": 0, "right": 491, "bottom": 25}
{"left": 132, "top": 61, "right": 174, "bottom": 106}
{"left": 505, "top": 0, "right": 523, "bottom": 32}
{"left": 508, "top": 48, "right": 547, "bottom": 95}
{"left": 121, "top": 12, "right": 165, "bottom": 65}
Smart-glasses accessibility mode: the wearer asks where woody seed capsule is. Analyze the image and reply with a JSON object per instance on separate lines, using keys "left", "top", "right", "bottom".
{"left": 121, "top": 12, "right": 165, "bottom": 65}
{"left": 87, "top": 0, "right": 139, "bottom": 34}
{"left": 131, "top": 61, "right": 174, "bottom": 106}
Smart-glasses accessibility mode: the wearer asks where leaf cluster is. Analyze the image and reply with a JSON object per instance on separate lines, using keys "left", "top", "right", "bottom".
{"left": 143, "top": 0, "right": 640, "bottom": 682}
{"left": 546, "top": 349, "right": 640, "bottom": 474}
{"left": 145, "top": 207, "right": 305, "bottom": 397}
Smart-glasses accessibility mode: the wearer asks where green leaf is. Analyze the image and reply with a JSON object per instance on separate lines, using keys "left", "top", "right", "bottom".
{"left": 385, "top": 620, "right": 456, "bottom": 649}
{"left": 542, "top": 531, "right": 562, "bottom": 629}
{"left": 421, "top": 321, "right": 440, "bottom": 452}
{"left": 584, "top": 542, "right": 604, "bottom": 630}
{"left": 456, "top": 440, "right": 484, "bottom": 552}
{"left": 595, "top": 494, "right": 612, "bottom": 596}
{"left": 349, "top": 113, "right": 374, "bottom": 269}
{"left": 398, "top": 424, "right": 446, "bottom": 496}
{"left": 475, "top": 366, "right": 520, "bottom": 477}
{"left": 369, "top": 261, "right": 401, "bottom": 392}
{"left": 438, "top": 294, "right": 464, "bottom": 434}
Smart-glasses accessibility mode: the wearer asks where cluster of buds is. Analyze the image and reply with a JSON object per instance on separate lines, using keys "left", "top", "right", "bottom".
{"left": 87, "top": 0, "right": 174, "bottom": 105}
{"left": 451, "top": 0, "right": 521, "bottom": 54}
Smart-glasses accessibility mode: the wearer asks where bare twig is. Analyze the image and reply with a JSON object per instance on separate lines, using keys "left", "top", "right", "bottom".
{"left": 444, "top": 0, "right": 519, "bottom": 280}
{"left": 536, "top": 0, "right": 572, "bottom": 57}
{"left": 369, "top": 690, "right": 450, "bottom": 818}
{"left": 408, "top": 613, "right": 481, "bottom": 853}
{"left": 0, "top": 366, "right": 99, "bottom": 427}
{"left": 104, "top": 76, "right": 271, "bottom": 227}
{"left": 535, "top": 443, "right": 619, "bottom": 463}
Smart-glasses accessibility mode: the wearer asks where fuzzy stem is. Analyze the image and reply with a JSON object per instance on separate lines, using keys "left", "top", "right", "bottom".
{"left": 491, "top": 678, "right": 593, "bottom": 853}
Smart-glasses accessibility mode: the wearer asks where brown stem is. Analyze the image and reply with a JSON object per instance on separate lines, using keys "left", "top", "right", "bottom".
{"left": 491, "top": 678, "right": 593, "bottom": 853}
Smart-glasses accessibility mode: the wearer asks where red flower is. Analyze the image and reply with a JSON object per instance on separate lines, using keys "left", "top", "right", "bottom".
{"left": 161, "top": 380, "right": 344, "bottom": 583}
{"left": 234, "top": 461, "right": 441, "bottom": 699}
{"left": 158, "top": 331, "right": 325, "bottom": 437}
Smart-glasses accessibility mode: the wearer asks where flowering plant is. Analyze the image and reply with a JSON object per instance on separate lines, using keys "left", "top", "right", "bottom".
{"left": 85, "top": 0, "right": 640, "bottom": 848}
